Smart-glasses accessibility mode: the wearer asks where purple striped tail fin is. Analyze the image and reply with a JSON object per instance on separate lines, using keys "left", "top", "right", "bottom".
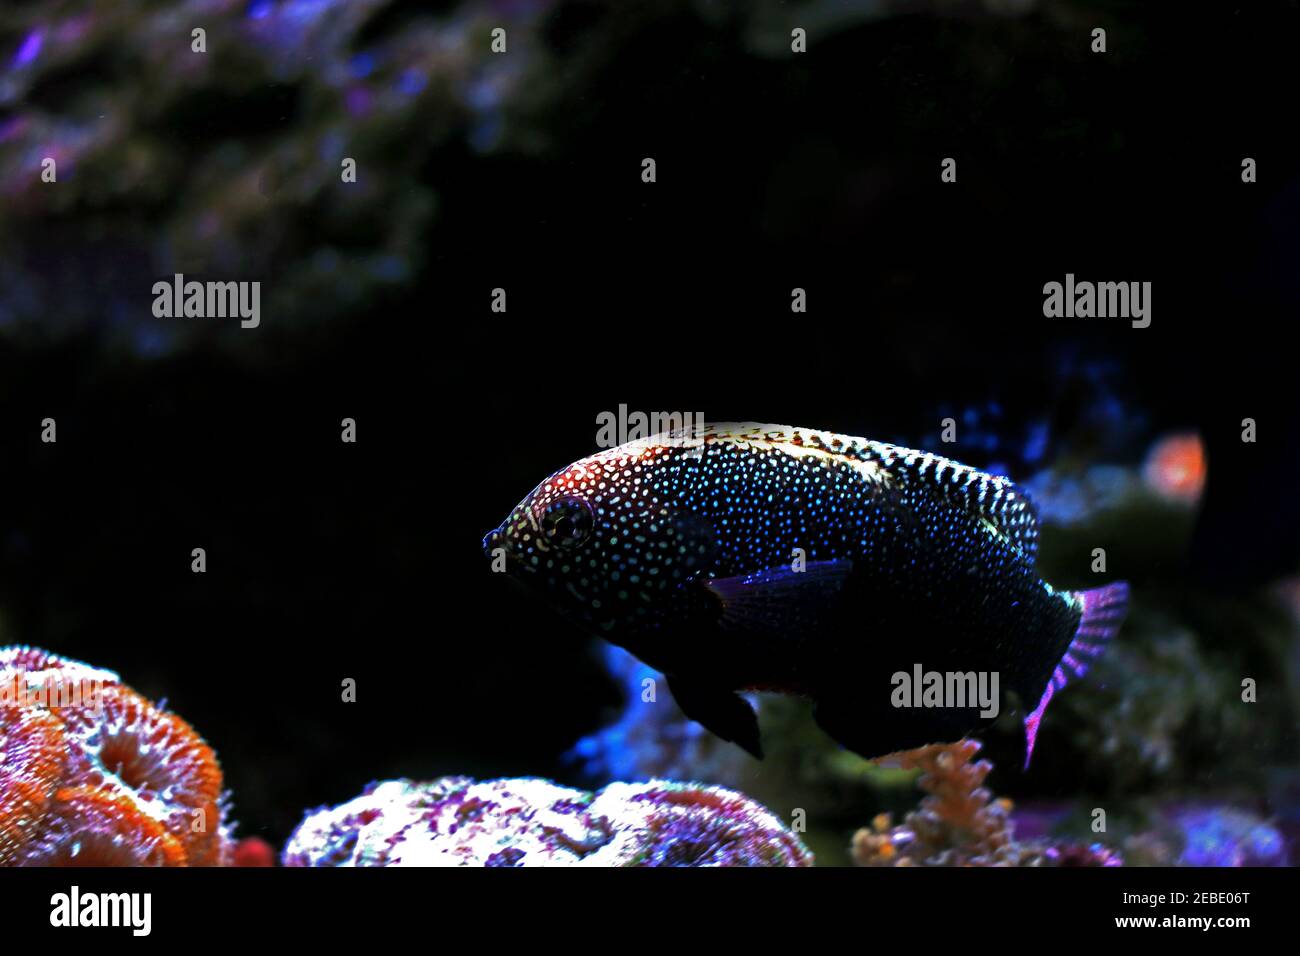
{"left": 1024, "top": 581, "right": 1130, "bottom": 768}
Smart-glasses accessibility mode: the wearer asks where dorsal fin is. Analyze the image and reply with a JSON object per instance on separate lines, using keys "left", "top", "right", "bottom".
{"left": 869, "top": 444, "right": 1040, "bottom": 562}
{"left": 651, "top": 423, "right": 1040, "bottom": 561}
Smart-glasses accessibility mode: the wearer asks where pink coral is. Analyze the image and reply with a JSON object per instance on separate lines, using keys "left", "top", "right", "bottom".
{"left": 284, "top": 777, "right": 813, "bottom": 867}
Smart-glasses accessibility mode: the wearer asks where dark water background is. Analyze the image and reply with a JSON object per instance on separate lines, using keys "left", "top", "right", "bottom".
{"left": 1, "top": 2, "right": 1298, "bottom": 847}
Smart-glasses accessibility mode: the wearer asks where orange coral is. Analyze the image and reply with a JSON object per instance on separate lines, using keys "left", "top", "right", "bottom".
{"left": 0, "top": 646, "right": 231, "bottom": 866}
{"left": 0, "top": 704, "right": 64, "bottom": 864}
{"left": 894, "top": 739, "right": 1011, "bottom": 846}
{"left": 853, "top": 739, "right": 1014, "bottom": 866}
{"left": 853, "top": 739, "right": 1120, "bottom": 867}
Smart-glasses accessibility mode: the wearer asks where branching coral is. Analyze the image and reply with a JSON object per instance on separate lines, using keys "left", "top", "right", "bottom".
{"left": 284, "top": 776, "right": 813, "bottom": 867}
{"left": 0, "top": 646, "right": 231, "bottom": 866}
{"left": 852, "top": 740, "right": 1121, "bottom": 867}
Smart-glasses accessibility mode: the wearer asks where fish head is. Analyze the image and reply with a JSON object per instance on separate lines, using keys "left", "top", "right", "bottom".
{"left": 481, "top": 477, "right": 597, "bottom": 573}
{"left": 483, "top": 444, "right": 711, "bottom": 634}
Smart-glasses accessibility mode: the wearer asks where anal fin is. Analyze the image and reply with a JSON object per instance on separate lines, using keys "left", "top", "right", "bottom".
{"left": 813, "top": 696, "right": 959, "bottom": 760}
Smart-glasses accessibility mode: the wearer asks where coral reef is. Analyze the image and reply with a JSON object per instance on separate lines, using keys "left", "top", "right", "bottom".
{"left": 851, "top": 740, "right": 1122, "bottom": 867}
{"left": 0, "top": 0, "right": 558, "bottom": 357}
{"left": 1012, "top": 798, "right": 1289, "bottom": 867}
{"left": 284, "top": 776, "right": 813, "bottom": 867}
{"left": 1053, "top": 614, "right": 1256, "bottom": 789}
{"left": 0, "top": 646, "right": 231, "bottom": 866}
{"left": 1123, "top": 804, "right": 1288, "bottom": 867}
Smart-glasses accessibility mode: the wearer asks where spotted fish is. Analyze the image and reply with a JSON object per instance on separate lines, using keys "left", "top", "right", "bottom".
{"left": 483, "top": 423, "right": 1128, "bottom": 764}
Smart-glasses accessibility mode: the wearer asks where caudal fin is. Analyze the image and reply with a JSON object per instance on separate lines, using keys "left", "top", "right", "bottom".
{"left": 1023, "top": 582, "right": 1129, "bottom": 768}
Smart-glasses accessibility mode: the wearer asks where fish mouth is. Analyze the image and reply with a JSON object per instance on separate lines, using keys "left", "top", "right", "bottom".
{"left": 482, "top": 527, "right": 504, "bottom": 559}
{"left": 483, "top": 525, "right": 531, "bottom": 573}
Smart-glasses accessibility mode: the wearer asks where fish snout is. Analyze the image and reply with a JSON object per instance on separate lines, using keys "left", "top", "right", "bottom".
{"left": 482, "top": 526, "right": 505, "bottom": 560}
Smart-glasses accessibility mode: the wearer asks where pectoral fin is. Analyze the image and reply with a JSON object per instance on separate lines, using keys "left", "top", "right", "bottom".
{"left": 701, "top": 559, "right": 854, "bottom": 634}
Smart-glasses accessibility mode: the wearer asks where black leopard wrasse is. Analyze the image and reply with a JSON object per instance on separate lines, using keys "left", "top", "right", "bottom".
{"left": 484, "top": 423, "right": 1128, "bottom": 764}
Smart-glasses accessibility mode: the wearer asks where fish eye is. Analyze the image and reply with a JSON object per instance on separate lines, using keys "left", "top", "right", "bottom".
{"left": 541, "top": 497, "right": 593, "bottom": 549}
